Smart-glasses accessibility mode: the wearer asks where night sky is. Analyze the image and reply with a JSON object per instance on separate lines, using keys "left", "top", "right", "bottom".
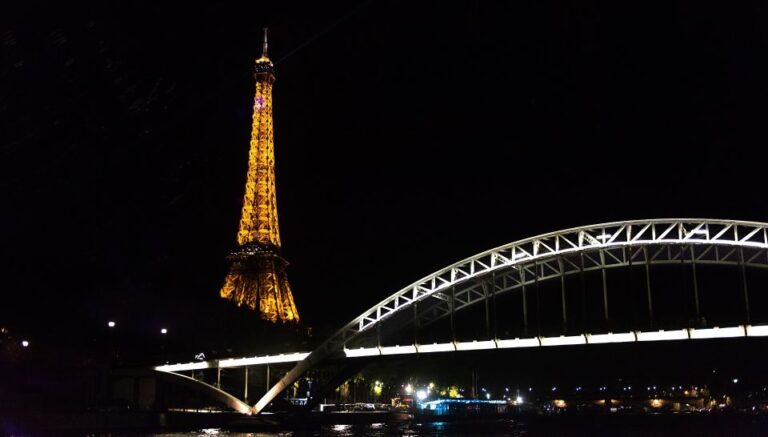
{"left": 3, "top": 2, "right": 768, "bottom": 349}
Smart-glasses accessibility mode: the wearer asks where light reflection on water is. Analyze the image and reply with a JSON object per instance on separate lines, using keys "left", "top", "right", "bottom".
{"left": 139, "top": 420, "right": 524, "bottom": 436}
{"left": 104, "top": 415, "right": 768, "bottom": 437}
{"left": 148, "top": 430, "right": 296, "bottom": 437}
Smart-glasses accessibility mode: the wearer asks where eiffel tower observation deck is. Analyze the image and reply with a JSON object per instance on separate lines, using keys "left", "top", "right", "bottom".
{"left": 219, "top": 29, "right": 300, "bottom": 323}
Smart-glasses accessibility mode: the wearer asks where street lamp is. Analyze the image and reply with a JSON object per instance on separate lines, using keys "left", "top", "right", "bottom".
{"left": 159, "top": 328, "right": 169, "bottom": 363}
{"left": 106, "top": 321, "right": 117, "bottom": 365}
{"left": 21, "top": 340, "right": 29, "bottom": 348}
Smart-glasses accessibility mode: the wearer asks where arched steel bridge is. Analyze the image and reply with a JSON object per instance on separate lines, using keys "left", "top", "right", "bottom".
{"left": 155, "top": 219, "right": 768, "bottom": 414}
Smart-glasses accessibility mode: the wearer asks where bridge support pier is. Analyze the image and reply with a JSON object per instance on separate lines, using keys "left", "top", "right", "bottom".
{"left": 484, "top": 280, "right": 491, "bottom": 338}
{"left": 739, "top": 247, "right": 751, "bottom": 325}
{"left": 690, "top": 246, "right": 701, "bottom": 325}
{"left": 521, "top": 266, "right": 528, "bottom": 336}
{"left": 244, "top": 367, "right": 249, "bottom": 403}
{"left": 644, "top": 247, "right": 654, "bottom": 329}
{"left": 413, "top": 302, "right": 419, "bottom": 345}
{"left": 559, "top": 257, "right": 567, "bottom": 333}
{"left": 450, "top": 286, "right": 456, "bottom": 342}
{"left": 599, "top": 249, "right": 609, "bottom": 322}
{"left": 534, "top": 261, "right": 541, "bottom": 336}
{"left": 492, "top": 272, "right": 498, "bottom": 339}
{"left": 580, "top": 252, "right": 587, "bottom": 332}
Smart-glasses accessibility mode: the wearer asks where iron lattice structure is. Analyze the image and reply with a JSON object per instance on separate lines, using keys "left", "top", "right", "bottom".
{"left": 219, "top": 31, "right": 299, "bottom": 323}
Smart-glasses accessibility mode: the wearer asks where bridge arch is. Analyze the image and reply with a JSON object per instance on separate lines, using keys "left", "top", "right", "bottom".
{"left": 112, "top": 367, "right": 253, "bottom": 414}
{"left": 254, "top": 219, "right": 768, "bottom": 413}
{"left": 154, "top": 370, "right": 252, "bottom": 414}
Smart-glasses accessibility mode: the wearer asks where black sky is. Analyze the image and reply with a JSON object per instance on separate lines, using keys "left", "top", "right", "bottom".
{"left": 3, "top": 1, "right": 768, "bottom": 343}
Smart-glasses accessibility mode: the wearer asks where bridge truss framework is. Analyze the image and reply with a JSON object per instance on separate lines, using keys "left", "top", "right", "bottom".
{"left": 157, "top": 219, "right": 768, "bottom": 414}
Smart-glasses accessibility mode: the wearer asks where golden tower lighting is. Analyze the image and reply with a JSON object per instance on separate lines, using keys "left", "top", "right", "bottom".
{"left": 219, "top": 29, "right": 300, "bottom": 323}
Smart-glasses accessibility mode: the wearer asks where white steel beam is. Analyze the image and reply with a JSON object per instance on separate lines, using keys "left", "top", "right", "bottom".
{"left": 379, "top": 345, "right": 418, "bottom": 355}
{"left": 540, "top": 335, "right": 587, "bottom": 346}
{"left": 689, "top": 326, "right": 746, "bottom": 339}
{"left": 746, "top": 325, "right": 768, "bottom": 337}
{"left": 343, "top": 347, "right": 380, "bottom": 358}
{"left": 155, "top": 361, "right": 211, "bottom": 372}
{"left": 636, "top": 329, "right": 689, "bottom": 342}
{"left": 586, "top": 332, "right": 636, "bottom": 344}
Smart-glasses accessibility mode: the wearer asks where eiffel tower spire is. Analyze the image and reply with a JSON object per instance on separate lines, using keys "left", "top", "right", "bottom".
{"left": 262, "top": 27, "right": 269, "bottom": 59}
{"left": 219, "top": 29, "right": 300, "bottom": 323}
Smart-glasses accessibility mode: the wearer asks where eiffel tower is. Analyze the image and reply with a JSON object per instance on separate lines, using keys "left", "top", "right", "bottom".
{"left": 219, "top": 29, "right": 299, "bottom": 323}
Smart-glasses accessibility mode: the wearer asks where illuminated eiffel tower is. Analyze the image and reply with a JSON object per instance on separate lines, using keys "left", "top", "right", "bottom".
{"left": 219, "top": 29, "right": 299, "bottom": 323}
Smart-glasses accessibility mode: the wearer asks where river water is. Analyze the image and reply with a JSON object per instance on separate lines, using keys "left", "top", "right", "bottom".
{"left": 116, "top": 414, "right": 768, "bottom": 437}
{"left": 130, "top": 421, "right": 525, "bottom": 436}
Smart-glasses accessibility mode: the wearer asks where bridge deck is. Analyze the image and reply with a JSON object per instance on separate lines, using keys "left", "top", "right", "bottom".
{"left": 156, "top": 325, "right": 768, "bottom": 373}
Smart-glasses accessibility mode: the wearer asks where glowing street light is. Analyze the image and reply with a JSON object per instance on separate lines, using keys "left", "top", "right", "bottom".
{"left": 108, "top": 321, "right": 116, "bottom": 328}
{"left": 516, "top": 396, "right": 523, "bottom": 404}
{"left": 161, "top": 328, "right": 168, "bottom": 335}
{"left": 416, "top": 390, "right": 428, "bottom": 401}
{"left": 21, "top": 340, "right": 29, "bottom": 348}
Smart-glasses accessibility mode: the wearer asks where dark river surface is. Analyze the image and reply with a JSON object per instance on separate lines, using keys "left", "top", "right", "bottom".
{"left": 104, "top": 414, "right": 768, "bottom": 437}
